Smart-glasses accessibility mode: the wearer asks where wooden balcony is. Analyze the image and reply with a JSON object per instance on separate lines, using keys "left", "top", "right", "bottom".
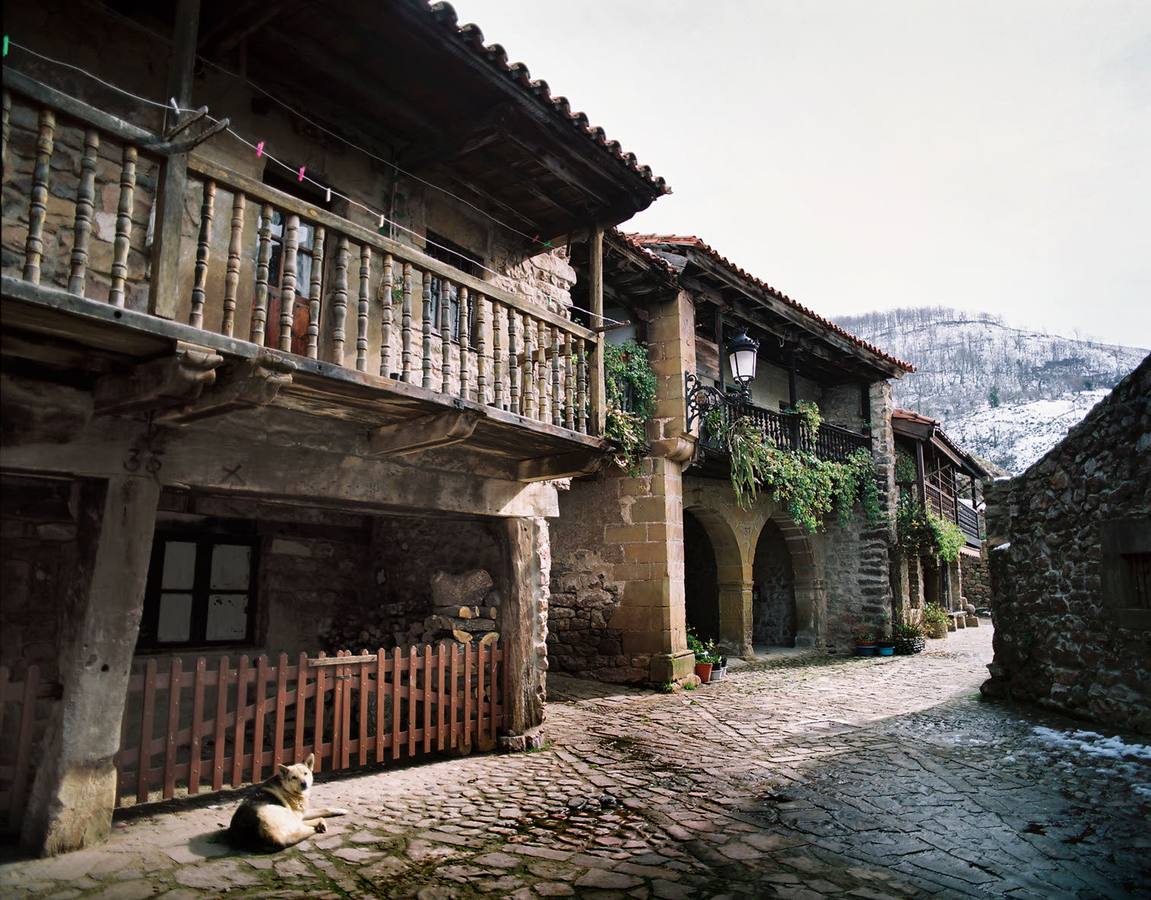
{"left": 685, "top": 375, "right": 871, "bottom": 465}
{"left": 1, "top": 74, "right": 606, "bottom": 479}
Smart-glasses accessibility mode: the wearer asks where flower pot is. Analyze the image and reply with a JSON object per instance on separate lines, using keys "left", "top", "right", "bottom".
{"left": 877, "top": 646, "right": 895, "bottom": 657}
{"left": 925, "top": 622, "right": 948, "bottom": 640}
{"left": 694, "top": 662, "right": 713, "bottom": 683}
{"left": 711, "top": 665, "right": 727, "bottom": 681}
{"left": 854, "top": 643, "right": 877, "bottom": 657}
{"left": 894, "top": 636, "right": 926, "bottom": 655}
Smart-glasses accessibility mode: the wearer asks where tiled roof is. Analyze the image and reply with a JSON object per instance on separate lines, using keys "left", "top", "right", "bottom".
{"left": 893, "top": 408, "right": 937, "bottom": 426}
{"left": 424, "top": 3, "right": 670, "bottom": 198}
{"left": 630, "top": 234, "right": 915, "bottom": 373}
{"left": 610, "top": 230, "right": 680, "bottom": 280}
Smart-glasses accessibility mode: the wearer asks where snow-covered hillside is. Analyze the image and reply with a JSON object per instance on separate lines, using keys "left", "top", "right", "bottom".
{"left": 945, "top": 390, "right": 1110, "bottom": 473}
{"left": 834, "top": 307, "right": 1147, "bottom": 473}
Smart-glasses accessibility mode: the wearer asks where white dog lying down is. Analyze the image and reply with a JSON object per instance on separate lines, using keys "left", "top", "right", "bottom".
{"left": 227, "top": 753, "right": 349, "bottom": 851}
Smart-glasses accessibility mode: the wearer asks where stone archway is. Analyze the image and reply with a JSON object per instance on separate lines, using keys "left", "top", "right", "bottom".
{"left": 682, "top": 504, "right": 749, "bottom": 655}
{"left": 752, "top": 520, "right": 796, "bottom": 647}
{"left": 753, "top": 514, "right": 822, "bottom": 648}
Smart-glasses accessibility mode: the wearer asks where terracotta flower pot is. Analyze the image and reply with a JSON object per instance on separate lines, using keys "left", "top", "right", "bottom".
{"left": 694, "top": 662, "right": 713, "bottom": 683}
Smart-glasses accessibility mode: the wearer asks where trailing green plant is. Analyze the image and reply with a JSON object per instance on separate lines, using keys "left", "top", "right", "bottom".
{"left": 894, "top": 448, "right": 919, "bottom": 486}
{"left": 896, "top": 497, "right": 965, "bottom": 562}
{"left": 790, "top": 399, "right": 822, "bottom": 434}
{"left": 687, "top": 628, "right": 719, "bottom": 663}
{"left": 922, "top": 602, "right": 950, "bottom": 633}
{"left": 603, "top": 341, "right": 657, "bottom": 475}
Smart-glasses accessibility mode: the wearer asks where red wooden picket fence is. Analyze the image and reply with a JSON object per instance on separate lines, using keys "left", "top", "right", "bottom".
{"left": 115, "top": 642, "right": 504, "bottom": 807}
{"left": 0, "top": 665, "right": 58, "bottom": 832}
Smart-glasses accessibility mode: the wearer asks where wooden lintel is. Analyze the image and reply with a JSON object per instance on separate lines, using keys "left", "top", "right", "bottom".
{"left": 517, "top": 450, "right": 607, "bottom": 483}
{"left": 159, "top": 354, "right": 296, "bottom": 425}
{"left": 368, "top": 409, "right": 483, "bottom": 457}
{"left": 94, "top": 342, "right": 223, "bottom": 417}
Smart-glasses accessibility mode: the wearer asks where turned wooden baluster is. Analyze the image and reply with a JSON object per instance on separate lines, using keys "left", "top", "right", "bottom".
{"left": 330, "top": 236, "right": 350, "bottom": 365}
{"left": 538, "top": 321, "right": 550, "bottom": 422}
{"left": 357, "top": 244, "right": 371, "bottom": 372}
{"left": 1, "top": 91, "right": 10, "bottom": 175}
{"left": 474, "top": 292, "right": 487, "bottom": 404}
{"left": 189, "top": 180, "right": 216, "bottom": 329}
{"left": 23, "top": 108, "right": 55, "bottom": 284}
{"left": 564, "top": 331, "right": 576, "bottom": 430}
{"left": 221, "top": 192, "right": 246, "bottom": 338}
{"left": 306, "top": 226, "right": 326, "bottom": 357}
{"left": 521, "top": 313, "right": 534, "bottom": 417}
{"left": 551, "top": 325, "right": 562, "bottom": 426}
{"left": 492, "top": 304, "right": 504, "bottom": 409}
{"left": 577, "top": 337, "right": 588, "bottom": 433}
{"left": 250, "top": 203, "right": 274, "bottom": 345}
{"left": 508, "top": 306, "right": 520, "bottom": 413}
{"left": 379, "top": 253, "right": 394, "bottom": 376}
{"left": 68, "top": 128, "right": 99, "bottom": 296}
{"left": 108, "top": 145, "right": 137, "bottom": 307}
{"left": 277, "top": 214, "right": 299, "bottom": 351}
{"left": 458, "top": 287, "right": 470, "bottom": 400}
{"left": 401, "top": 262, "right": 413, "bottom": 381}
{"left": 421, "top": 274, "right": 434, "bottom": 389}
{"left": 440, "top": 280, "right": 452, "bottom": 394}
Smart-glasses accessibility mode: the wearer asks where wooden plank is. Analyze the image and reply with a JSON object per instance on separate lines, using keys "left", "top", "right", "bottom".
{"left": 449, "top": 644, "right": 459, "bottom": 752}
{"left": 232, "top": 655, "right": 249, "bottom": 786}
{"left": 437, "top": 645, "right": 447, "bottom": 752}
{"left": 477, "top": 641, "right": 490, "bottom": 751}
{"left": 252, "top": 656, "right": 269, "bottom": 783}
{"left": 462, "top": 642, "right": 473, "bottom": 753}
{"left": 308, "top": 654, "right": 378, "bottom": 667}
{"left": 9, "top": 665, "right": 39, "bottom": 828}
{"left": 490, "top": 642, "right": 500, "bottom": 746}
{"left": 589, "top": 226, "right": 606, "bottom": 435}
{"left": 407, "top": 645, "right": 418, "bottom": 759}
{"left": 136, "top": 659, "right": 157, "bottom": 804}
{"left": 341, "top": 652, "right": 353, "bottom": 770}
{"left": 358, "top": 650, "right": 370, "bottom": 766}
{"left": 423, "top": 643, "right": 433, "bottom": 754}
{"left": 313, "top": 653, "right": 326, "bottom": 774}
{"left": 391, "top": 647, "right": 403, "bottom": 762}
{"left": 212, "top": 656, "right": 229, "bottom": 792}
{"left": 273, "top": 652, "right": 288, "bottom": 770}
{"left": 330, "top": 653, "right": 343, "bottom": 771}
{"left": 375, "top": 648, "right": 386, "bottom": 764}
{"left": 188, "top": 657, "right": 205, "bottom": 795}
{"left": 294, "top": 652, "right": 308, "bottom": 766}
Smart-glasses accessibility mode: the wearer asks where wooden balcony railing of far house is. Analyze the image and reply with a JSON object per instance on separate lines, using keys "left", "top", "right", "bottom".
{"left": 685, "top": 374, "right": 871, "bottom": 464}
{"left": 956, "top": 501, "right": 983, "bottom": 549}
{"left": 0, "top": 75, "right": 601, "bottom": 441}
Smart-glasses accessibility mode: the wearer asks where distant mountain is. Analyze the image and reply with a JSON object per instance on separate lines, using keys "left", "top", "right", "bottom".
{"left": 835, "top": 307, "right": 1147, "bottom": 473}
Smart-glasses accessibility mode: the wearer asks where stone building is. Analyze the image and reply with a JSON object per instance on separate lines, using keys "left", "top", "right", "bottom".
{"left": 890, "top": 409, "right": 990, "bottom": 620}
{"left": 0, "top": 0, "right": 667, "bottom": 853}
{"left": 549, "top": 235, "right": 914, "bottom": 684}
{"left": 982, "top": 355, "right": 1151, "bottom": 734}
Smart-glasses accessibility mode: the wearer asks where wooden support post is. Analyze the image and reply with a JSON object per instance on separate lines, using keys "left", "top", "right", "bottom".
{"left": 915, "top": 440, "right": 927, "bottom": 506}
{"left": 589, "top": 227, "right": 606, "bottom": 436}
{"left": 500, "top": 518, "right": 547, "bottom": 741}
{"left": 149, "top": 0, "right": 202, "bottom": 318}
{"left": 21, "top": 476, "right": 160, "bottom": 855}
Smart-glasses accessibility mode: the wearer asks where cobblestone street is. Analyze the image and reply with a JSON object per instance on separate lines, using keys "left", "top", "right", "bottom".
{"left": 3, "top": 626, "right": 1149, "bottom": 899}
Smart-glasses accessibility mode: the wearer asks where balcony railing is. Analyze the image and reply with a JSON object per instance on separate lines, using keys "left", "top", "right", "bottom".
{"left": 1, "top": 74, "right": 599, "bottom": 437}
{"left": 957, "top": 501, "right": 983, "bottom": 549}
{"left": 684, "top": 374, "right": 871, "bottom": 464}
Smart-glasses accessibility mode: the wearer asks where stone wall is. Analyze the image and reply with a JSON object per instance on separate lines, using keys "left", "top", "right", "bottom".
{"left": 960, "top": 552, "right": 992, "bottom": 609}
{"left": 752, "top": 521, "right": 796, "bottom": 646}
{"left": 982, "top": 355, "right": 1151, "bottom": 734}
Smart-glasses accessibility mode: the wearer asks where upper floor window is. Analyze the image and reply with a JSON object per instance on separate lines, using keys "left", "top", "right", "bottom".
{"left": 139, "top": 535, "right": 258, "bottom": 649}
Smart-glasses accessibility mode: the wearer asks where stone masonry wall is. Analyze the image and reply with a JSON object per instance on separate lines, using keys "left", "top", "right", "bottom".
{"left": 960, "top": 553, "right": 992, "bottom": 610}
{"left": 982, "top": 355, "right": 1151, "bottom": 734}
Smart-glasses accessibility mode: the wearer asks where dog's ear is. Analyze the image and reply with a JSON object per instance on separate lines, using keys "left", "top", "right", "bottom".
{"left": 276, "top": 764, "right": 290, "bottom": 776}
{"left": 303, "top": 752, "right": 315, "bottom": 771}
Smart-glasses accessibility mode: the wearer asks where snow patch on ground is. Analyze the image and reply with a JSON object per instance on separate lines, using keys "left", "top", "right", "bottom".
{"left": 1033, "top": 726, "right": 1151, "bottom": 762}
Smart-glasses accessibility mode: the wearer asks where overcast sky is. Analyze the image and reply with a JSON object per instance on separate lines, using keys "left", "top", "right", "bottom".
{"left": 452, "top": 1, "right": 1150, "bottom": 348}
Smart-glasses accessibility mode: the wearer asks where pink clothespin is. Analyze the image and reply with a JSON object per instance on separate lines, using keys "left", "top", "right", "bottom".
{"left": 297, "top": 166, "right": 306, "bottom": 182}
{"left": 255, "top": 141, "right": 265, "bottom": 158}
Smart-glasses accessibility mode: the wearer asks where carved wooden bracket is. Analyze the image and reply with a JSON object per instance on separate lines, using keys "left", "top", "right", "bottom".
{"left": 517, "top": 449, "right": 609, "bottom": 483}
{"left": 159, "top": 353, "right": 296, "bottom": 424}
{"left": 368, "top": 408, "right": 484, "bottom": 457}
{"left": 95, "top": 342, "right": 224, "bottom": 417}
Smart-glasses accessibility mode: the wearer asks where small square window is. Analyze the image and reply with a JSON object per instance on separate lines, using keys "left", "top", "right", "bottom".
{"left": 140, "top": 535, "right": 258, "bottom": 649}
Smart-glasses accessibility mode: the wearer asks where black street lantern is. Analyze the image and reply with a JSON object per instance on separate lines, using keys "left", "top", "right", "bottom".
{"left": 726, "top": 328, "right": 759, "bottom": 396}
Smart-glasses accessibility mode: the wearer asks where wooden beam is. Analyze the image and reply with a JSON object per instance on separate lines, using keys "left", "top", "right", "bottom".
{"left": 368, "top": 409, "right": 483, "bottom": 457}
{"left": 516, "top": 450, "right": 607, "bottom": 483}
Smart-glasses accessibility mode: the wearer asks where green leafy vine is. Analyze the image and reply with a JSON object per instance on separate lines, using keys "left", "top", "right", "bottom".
{"left": 604, "top": 340, "right": 657, "bottom": 476}
{"left": 717, "top": 412, "right": 882, "bottom": 532}
{"left": 896, "top": 497, "right": 965, "bottom": 562}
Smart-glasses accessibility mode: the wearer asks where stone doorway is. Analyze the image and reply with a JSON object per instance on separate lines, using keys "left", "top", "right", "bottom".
{"left": 752, "top": 520, "right": 797, "bottom": 647}
{"left": 683, "top": 509, "right": 720, "bottom": 641}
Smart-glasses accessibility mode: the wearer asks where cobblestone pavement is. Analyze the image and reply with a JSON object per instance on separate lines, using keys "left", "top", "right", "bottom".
{"left": 4, "top": 625, "right": 1150, "bottom": 899}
